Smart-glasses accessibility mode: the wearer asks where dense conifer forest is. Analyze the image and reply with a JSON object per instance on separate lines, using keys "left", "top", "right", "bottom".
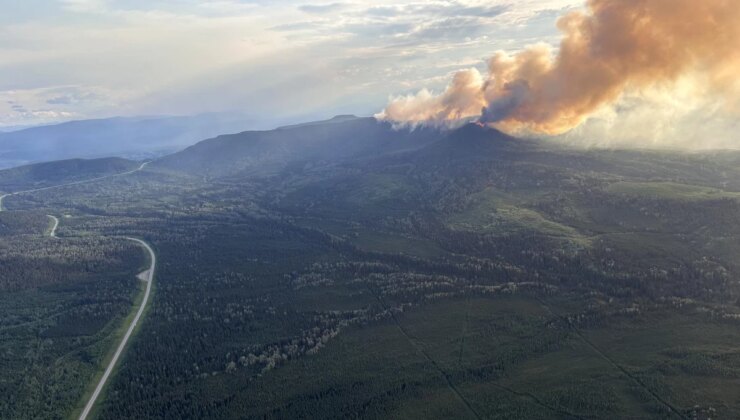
{"left": 2, "top": 120, "right": 740, "bottom": 419}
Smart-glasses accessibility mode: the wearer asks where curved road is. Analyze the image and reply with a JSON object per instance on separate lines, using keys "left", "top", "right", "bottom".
{"left": 47, "top": 215, "right": 59, "bottom": 238}
{"left": 0, "top": 161, "right": 157, "bottom": 419}
{"left": 78, "top": 238, "right": 156, "bottom": 420}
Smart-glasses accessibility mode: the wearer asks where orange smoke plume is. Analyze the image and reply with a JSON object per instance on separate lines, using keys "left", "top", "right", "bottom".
{"left": 378, "top": 0, "right": 740, "bottom": 135}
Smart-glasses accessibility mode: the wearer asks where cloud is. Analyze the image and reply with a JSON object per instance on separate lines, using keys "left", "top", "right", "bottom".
{"left": 270, "top": 21, "right": 324, "bottom": 32}
{"left": 58, "top": 0, "right": 107, "bottom": 13}
{"left": 299, "top": 3, "right": 347, "bottom": 14}
{"left": 46, "top": 97, "right": 73, "bottom": 105}
{"left": 46, "top": 91, "right": 100, "bottom": 105}
{"left": 404, "top": 17, "right": 492, "bottom": 43}
{"left": 3, "top": 0, "right": 581, "bottom": 127}
{"left": 0, "top": 86, "right": 114, "bottom": 127}
{"left": 366, "top": 3, "right": 508, "bottom": 18}
{"left": 277, "top": 2, "right": 510, "bottom": 46}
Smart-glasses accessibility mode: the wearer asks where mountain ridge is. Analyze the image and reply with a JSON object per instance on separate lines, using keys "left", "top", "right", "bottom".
{"left": 153, "top": 117, "right": 448, "bottom": 177}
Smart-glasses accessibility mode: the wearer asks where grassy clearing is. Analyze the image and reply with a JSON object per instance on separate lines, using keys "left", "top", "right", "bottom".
{"left": 447, "top": 188, "right": 588, "bottom": 244}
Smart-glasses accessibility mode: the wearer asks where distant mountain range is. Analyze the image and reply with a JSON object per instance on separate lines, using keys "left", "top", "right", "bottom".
{"left": 0, "top": 114, "right": 258, "bottom": 169}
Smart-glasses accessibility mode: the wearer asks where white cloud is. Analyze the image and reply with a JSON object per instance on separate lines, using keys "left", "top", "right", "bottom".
{"left": 0, "top": 85, "right": 124, "bottom": 127}
{"left": 1, "top": 0, "right": 579, "bottom": 126}
{"left": 58, "top": 0, "right": 107, "bottom": 13}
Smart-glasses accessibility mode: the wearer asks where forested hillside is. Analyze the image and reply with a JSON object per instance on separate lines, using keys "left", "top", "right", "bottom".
{"left": 0, "top": 212, "right": 145, "bottom": 418}
{"left": 0, "top": 157, "right": 138, "bottom": 192}
{"left": 2, "top": 119, "right": 740, "bottom": 419}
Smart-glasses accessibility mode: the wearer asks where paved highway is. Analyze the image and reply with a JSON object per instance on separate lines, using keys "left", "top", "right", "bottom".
{"left": 78, "top": 238, "right": 156, "bottom": 420}
{"left": 0, "top": 160, "right": 157, "bottom": 419}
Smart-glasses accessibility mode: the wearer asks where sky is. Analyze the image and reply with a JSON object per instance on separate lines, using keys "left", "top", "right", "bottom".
{"left": 0, "top": 0, "right": 580, "bottom": 129}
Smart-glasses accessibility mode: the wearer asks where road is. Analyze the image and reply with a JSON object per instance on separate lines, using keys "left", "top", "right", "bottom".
{"left": 78, "top": 238, "right": 156, "bottom": 420}
{"left": 0, "top": 160, "right": 157, "bottom": 418}
{"left": 47, "top": 215, "right": 59, "bottom": 238}
{"left": 0, "top": 161, "right": 150, "bottom": 212}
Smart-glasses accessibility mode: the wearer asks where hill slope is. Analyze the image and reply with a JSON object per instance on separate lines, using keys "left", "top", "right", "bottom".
{"left": 154, "top": 116, "right": 445, "bottom": 177}
{"left": 6, "top": 115, "right": 740, "bottom": 418}
{"left": 0, "top": 157, "right": 139, "bottom": 192}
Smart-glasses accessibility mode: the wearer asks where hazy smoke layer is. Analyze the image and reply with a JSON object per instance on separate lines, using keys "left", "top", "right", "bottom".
{"left": 379, "top": 0, "right": 740, "bottom": 137}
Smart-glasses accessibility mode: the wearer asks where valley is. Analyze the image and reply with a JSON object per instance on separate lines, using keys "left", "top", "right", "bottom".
{"left": 2, "top": 118, "right": 740, "bottom": 419}
{"left": 0, "top": 161, "right": 157, "bottom": 419}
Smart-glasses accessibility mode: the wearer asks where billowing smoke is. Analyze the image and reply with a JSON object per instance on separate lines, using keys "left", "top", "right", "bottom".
{"left": 378, "top": 68, "right": 487, "bottom": 128}
{"left": 378, "top": 0, "right": 740, "bottom": 137}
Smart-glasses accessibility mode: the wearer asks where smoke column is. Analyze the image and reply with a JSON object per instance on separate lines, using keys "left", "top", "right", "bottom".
{"left": 378, "top": 0, "right": 740, "bottom": 135}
